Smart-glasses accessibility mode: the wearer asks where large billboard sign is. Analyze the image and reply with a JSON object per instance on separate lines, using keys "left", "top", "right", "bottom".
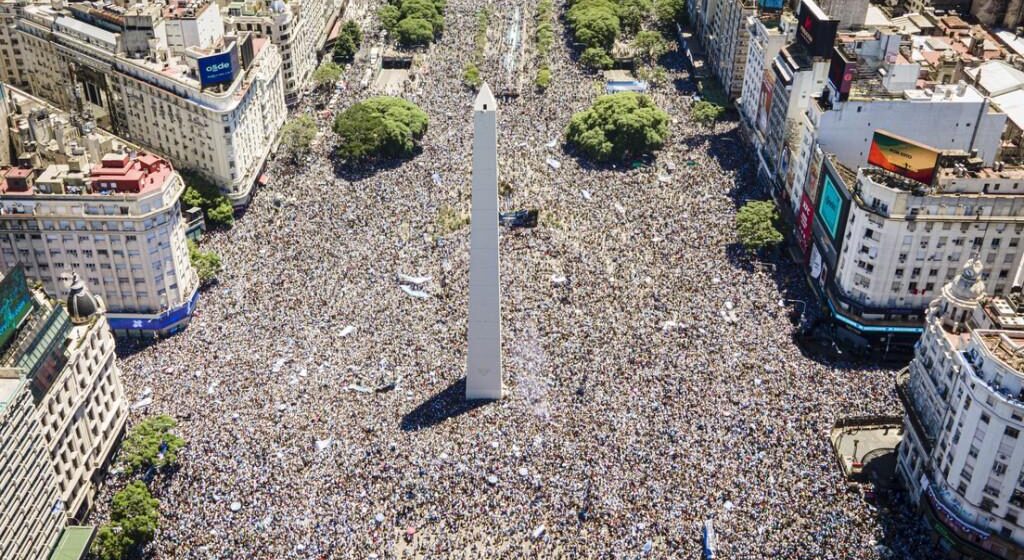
{"left": 759, "top": 0, "right": 785, "bottom": 9}
{"left": 828, "top": 47, "right": 856, "bottom": 102}
{"left": 796, "top": 193, "right": 814, "bottom": 257}
{"left": 796, "top": 0, "right": 839, "bottom": 58}
{"left": 867, "top": 130, "right": 941, "bottom": 185}
{"left": 0, "top": 265, "right": 33, "bottom": 351}
{"left": 818, "top": 174, "right": 844, "bottom": 240}
{"left": 198, "top": 43, "right": 239, "bottom": 88}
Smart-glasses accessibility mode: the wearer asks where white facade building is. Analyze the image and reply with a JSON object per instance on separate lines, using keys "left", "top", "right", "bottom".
{"left": 8, "top": 2, "right": 286, "bottom": 203}
{"left": 705, "top": 0, "right": 757, "bottom": 99}
{"left": 898, "top": 259, "right": 1024, "bottom": 558}
{"left": 224, "top": 0, "right": 336, "bottom": 104}
{"left": 739, "top": 12, "right": 793, "bottom": 130}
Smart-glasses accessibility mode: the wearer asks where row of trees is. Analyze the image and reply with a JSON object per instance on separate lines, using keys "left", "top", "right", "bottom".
{"left": 534, "top": 0, "right": 555, "bottom": 91}
{"left": 462, "top": 8, "right": 489, "bottom": 89}
{"left": 92, "top": 415, "right": 186, "bottom": 560}
{"left": 379, "top": 0, "right": 446, "bottom": 47}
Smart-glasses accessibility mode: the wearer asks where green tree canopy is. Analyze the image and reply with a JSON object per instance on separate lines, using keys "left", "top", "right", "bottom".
{"left": 397, "top": 16, "right": 434, "bottom": 46}
{"left": 653, "top": 0, "right": 685, "bottom": 28}
{"left": 736, "top": 200, "right": 784, "bottom": 253}
{"left": 180, "top": 173, "right": 234, "bottom": 228}
{"left": 189, "top": 240, "right": 223, "bottom": 286}
{"left": 617, "top": 0, "right": 651, "bottom": 34}
{"left": 112, "top": 482, "right": 160, "bottom": 546}
{"left": 279, "top": 114, "right": 317, "bottom": 158}
{"left": 566, "top": 0, "right": 620, "bottom": 50}
{"left": 312, "top": 62, "right": 343, "bottom": 87}
{"left": 332, "top": 97, "right": 429, "bottom": 162}
{"left": 580, "top": 46, "right": 614, "bottom": 71}
{"left": 91, "top": 525, "right": 127, "bottom": 560}
{"left": 379, "top": 4, "right": 400, "bottom": 34}
{"left": 566, "top": 92, "right": 669, "bottom": 162}
{"left": 690, "top": 99, "right": 725, "bottom": 127}
{"left": 463, "top": 64, "right": 482, "bottom": 89}
{"left": 120, "top": 414, "right": 186, "bottom": 474}
{"left": 535, "top": 65, "right": 552, "bottom": 91}
{"left": 633, "top": 30, "right": 667, "bottom": 62}
{"left": 333, "top": 33, "right": 357, "bottom": 61}
{"left": 342, "top": 20, "right": 363, "bottom": 46}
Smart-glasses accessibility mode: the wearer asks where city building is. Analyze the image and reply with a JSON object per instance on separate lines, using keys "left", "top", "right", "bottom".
{"left": 815, "top": 0, "right": 869, "bottom": 29}
{"left": 898, "top": 0, "right": 971, "bottom": 17}
{"left": 0, "top": 266, "right": 124, "bottom": 557}
{"left": 803, "top": 154, "right": 1024, "bottom": 343}
{"left": 972, "top": 0, "right": 1024, "bottom": 30}
{"left": 0, "top": 84, "right": 200, "bottom": 337}
{"left": 224, "top": 0, "right": 337, "bottom": 104}
{"left": 898, "top": 259, "right": 1024, "bottom": 558}
{"left": 4, "top": 0, "right": 286, "bottom": 204}
{"left": 739, "top": 10, "right": 795, "bottom": 132}
{"left": 705, "top": 0, "right": 758, "bottom": 99}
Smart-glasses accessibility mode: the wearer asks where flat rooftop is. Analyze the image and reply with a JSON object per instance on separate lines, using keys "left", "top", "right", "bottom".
{"left": 48, "top": 526, "right": 95, "bottom": 560}
{"left": 0, "top": 374, "right": 23, "bottom": 412}
{"left": 980, "top": 331, "right": 1024, "bottom": 373}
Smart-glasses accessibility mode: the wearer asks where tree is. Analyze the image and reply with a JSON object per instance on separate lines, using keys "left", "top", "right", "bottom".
{"left": 312, "top": 61, "right": 342, "bottom": 87}
{"left": 566, "top": 0, "right": 620, "bottom": 50}
{"left": 566, "top": 92, "right": 669, "bottom": 162}
{"left": 342, "top": 20, "right": 363, "bottom": 46}
{"left": 618, "top": 0, "right": 651, "bottom": 34}
{"left": 180, "top": 173, "right": 234, "bottom": 228}
{"left": 189, "top": 240, "right": 223, "bottom": 286}
{"left": 119, "top": 414, "right": 186, "bottom": 474}
{"left": 463, "top": 64, "right": 482, "bottom": 89}
{"left": 690, "top": 99, "right": 724, "bottom": 127}
{"left": 379, "top": 4, "right": 400, "bottom": 34}
{"left": 279, "top": 114, "right": 317, "bottom": 159}
{"left": 332, "top": 97, "right": 429, "bottom": 162}
{"left": 580, "top": 47, "right": 613, "bottom": 71}
{"left": 333, "top": 33, "right": 357, "bottom": 62}
{"left": 112, "top": 482, "right": 160, "bottom": 550}
{"left": 736, "top": 201, "right": 784, "bottom": 253}
{"left": 396, "top": 17, "right": 434, "bottom": 46}
{"left": 91, "top": 525, "right": 128, "bottom": 560}
{"left": 633, "top": 30, "right": 667, "bottom": 63}
{"left": 654, "top": 0, "right": 685, "bottom": 28}
{"left": 535, "top": 65, "right": 552, "bottom": 91}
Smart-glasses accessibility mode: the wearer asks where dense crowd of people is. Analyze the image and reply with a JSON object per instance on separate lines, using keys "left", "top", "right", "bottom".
{"left": 95, "top": 0, "right": 943, "bottom": 557}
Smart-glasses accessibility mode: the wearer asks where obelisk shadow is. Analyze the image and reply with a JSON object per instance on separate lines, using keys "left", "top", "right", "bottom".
{"left": 400, "top": 378, "right": 489, "bottom": 432}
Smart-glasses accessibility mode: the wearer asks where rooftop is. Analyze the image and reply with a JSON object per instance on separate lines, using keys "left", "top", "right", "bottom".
{"left": 48, "top": 526, "right": 95, "bottom": 560}
{"left": 980, "top": 331, "right": 1024, "bottom": 374}
{"left": 0, "top": 371, "right": 23, "bottom": 413}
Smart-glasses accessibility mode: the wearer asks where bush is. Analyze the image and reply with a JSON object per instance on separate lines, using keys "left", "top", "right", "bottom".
{"left": 691, "top": 99, "right": 725, "bottom": 127}
{"left": 332, "top": 97, "right": 428, "bottom": 162}
{"left": 436, "top": 205, "right": 469, "bottom": 234}
{"left": 189, "top": 240, "right": 223, "bottom": 286}
{"left": 119, "top": 414, "right": 186, "bottom": 474}
{"left": 279, "top": 114, "right": 317, "bottom": 159}
{"left": 180, "top": 174, "right": 234, "bottom": 228}
{"left": 580, "top": 47, "right": 613, "bottom": 71}
{"left": 636, "top": 64, "right": 668, "bottom": 88}
{"left": 535, "top": 65, "right": 552, "bottom": 90}
{"left": 736, "top": 201, "right": 784, "bottom": 253}
{"left": 566, "top": 0, "right": 620, "bottom": 50}
{"left": 566, "top": 92, "right": 669, "bottom": 162}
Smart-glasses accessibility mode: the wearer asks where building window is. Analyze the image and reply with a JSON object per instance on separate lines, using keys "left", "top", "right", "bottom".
{"left": 983, "top": 413, "right": 991, "bottom": 424}
{"left": 1007, "top": 427, "right": 1020, "bottom": 439}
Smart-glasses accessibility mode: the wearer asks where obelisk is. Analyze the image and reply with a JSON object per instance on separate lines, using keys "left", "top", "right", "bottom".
{"left": 466, "top": 83, "right": 502, "bottom": 400}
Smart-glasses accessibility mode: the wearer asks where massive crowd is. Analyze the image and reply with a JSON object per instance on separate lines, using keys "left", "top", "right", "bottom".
{"left": 96, "top": 0, "right": 942, "bottom": 557}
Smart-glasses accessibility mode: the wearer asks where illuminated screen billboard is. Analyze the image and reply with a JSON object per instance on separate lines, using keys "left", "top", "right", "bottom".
{"left": 198, "top": 44, "right": 239, "bottom": 88}
{"left": 867, "top": 130, "right": 940, "bottom": 185}
{"left": 759, "top": 0, "right": 784, "bottom": 9}
{"left": 0, "top": 265, "right": 33, "bottom": 351}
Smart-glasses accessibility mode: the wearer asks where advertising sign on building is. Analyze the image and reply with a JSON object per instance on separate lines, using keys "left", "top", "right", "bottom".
{"left": 759, "top": 0, "right": 785, "bottom": 9}
{"left": 796, "top": 193, "right": 814, "bottom": 257}
{"left": 818, "top": 173, "right": 845, "bottom": 240}
{"left": 828, "top": 47, "right": 857, "bottom": 102}
{"left": 758, "top": 71, "right": 774, "bottom": 135}
{"left": 0, "top": 265, "right": 33, "bottom": 351}
{"left": 867, "top": 130, "right": 941, "bottom": 185}
{"left": 198, "top": 43, "right": 240, "bottom": 88}
{"left": 796, "top": 0, "right": 839, "bottom": 58}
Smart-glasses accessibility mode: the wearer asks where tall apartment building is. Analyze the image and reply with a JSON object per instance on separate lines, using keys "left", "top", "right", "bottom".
{"left": 0, "top": 370, "right": 64, "bottom": 560}
{"left": 897, "top": 259, "right": 1024, "bottom": 558}
{"left": 739, "top": 11, "right": 794, "bottom": 133}
{"left": 0, "top": 266, "right": 126, "bottom": 556}
{"left": 705, "top": 0, "right": 757, "bottom": 99}
{"left": 0, "top": 84, "right": 200, "bottom": 337}
{"left": 973, "top": 0, "right": 1024, "bottom": 28}
{"left": 3, "top": 0, "right": 286, "bottom": 204}
{"left": 224, "top": 0, "right": 336, "bottom": 104}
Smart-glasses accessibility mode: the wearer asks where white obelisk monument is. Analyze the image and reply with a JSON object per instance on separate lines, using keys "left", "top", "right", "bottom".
{"left": 466, "top": 83, "right": 503, "bottom": 400}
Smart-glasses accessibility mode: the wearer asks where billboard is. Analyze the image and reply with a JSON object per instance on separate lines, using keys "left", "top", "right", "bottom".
{"left": 796, "top": 193, "right": 814, "bottom": 257}
{"left": 0, "top": 265, "right": 33, "bottom": 351}
{"left": 867, "top": 130, "right": 941, "bottom": 185}
{"left": 198, "top": 43, "right": 239, "bottom": 88}
{"left": 796, "top": 0, "right": 839, "bottom": 59}
{"left": 828, "top": 47, "right": 856, "bottom": 102}
{"left": 759, "top": 0, "right": 785, "bottom": 9}
{"left": 818, "top": 173, "right": 845, "bottom": 240}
